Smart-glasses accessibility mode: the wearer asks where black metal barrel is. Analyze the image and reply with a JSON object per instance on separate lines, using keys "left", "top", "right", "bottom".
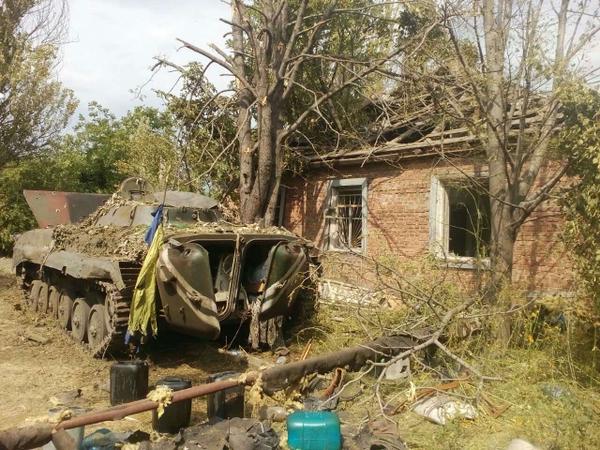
{"left": 152, "top": 377, "right": 192, "bottom": 434}
{"left": 109, "top": 361, "right": 149, "bottom": 405}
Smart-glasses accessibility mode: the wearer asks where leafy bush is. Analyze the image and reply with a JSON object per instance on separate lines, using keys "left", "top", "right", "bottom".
{"left": 558, "top": 83, "right": 600, "bottom": 312}
{"left": 0, "top": 102, "right": 184, "bottom": 254}
{"left": 0, "top": 150, "right": 87, "bottom": 253}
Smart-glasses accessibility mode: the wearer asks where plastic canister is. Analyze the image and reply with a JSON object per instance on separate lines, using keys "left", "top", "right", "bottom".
{"left": 206, "top": 371, "right": 245, "bottom": 419}
{"left": 287, "top": 411, "right": 342, "bottom": 450}
{"left": 109, "top": 360, "right": 149, "bottom": 405}
{"left": 151, "top": 377, "right": 192, "bottom": 434}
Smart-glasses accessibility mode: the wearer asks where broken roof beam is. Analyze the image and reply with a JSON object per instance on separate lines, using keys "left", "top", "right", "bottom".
{"left": 308, "top": 133, "right": 480, "bottom": 163}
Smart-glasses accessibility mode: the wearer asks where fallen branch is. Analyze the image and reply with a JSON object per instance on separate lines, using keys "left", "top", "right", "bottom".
{"left": 259, "top": 333, "right": 426, "bottom": 394}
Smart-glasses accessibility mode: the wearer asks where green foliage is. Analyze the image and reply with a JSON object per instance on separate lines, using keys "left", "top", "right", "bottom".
{"left": 0, "top": 1, "right": 77, "bottom": 168}
{"left": 0, "top": 102, "right": 181, "bottom": 253}
{"left": 158, "top": 63, "right": 237, "bottom": 198}
{"left": 117, "top": 107, "right": 178, "bottom": 191}
{"left": 557, "top": 82, "right": 600, "bottom": 311}
{"left": 283, "top": 0, "right": 441, "bottom": 147}
{"left": 59, "top": 102, "right": 128, "bottom": 191}
{"left": 0, "top": 149, "right": 87, "bottom": 254}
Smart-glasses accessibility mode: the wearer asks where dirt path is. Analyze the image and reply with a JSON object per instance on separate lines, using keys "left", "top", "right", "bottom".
{"left": 0, "top": 258, "right": 248, "bottom": 433}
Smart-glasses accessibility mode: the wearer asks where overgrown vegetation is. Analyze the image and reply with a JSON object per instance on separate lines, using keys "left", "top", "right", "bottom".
{"left": 0, "top": 0, "right": 76, "bottom": 169}
{"left": 558, "top": 83, "right": 600, "bottom": 313}
{"left": 0, "top": 1, "right": 599, "bottom": 447}
{"left": 0, "top": 103, "right": 178, "bottom": 253}
{"left": 287, "top": 253, "right": 600, "bottom": 449}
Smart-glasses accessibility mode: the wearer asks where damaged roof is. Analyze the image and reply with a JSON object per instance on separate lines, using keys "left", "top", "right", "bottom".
{"left": 304, "top": 87, "right": 554, "bottom": 167}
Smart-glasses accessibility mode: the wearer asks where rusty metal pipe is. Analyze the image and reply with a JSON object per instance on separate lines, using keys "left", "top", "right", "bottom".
{"left": 57, "top": 379, "right": 243, "bottom": 430}
{"left": 58, "top": 334, "right": 424, "bottom": 429}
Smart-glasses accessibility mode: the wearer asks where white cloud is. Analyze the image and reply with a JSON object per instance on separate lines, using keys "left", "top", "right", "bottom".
{"left": 61, "top": 0, "right": 230, "bottom": 119}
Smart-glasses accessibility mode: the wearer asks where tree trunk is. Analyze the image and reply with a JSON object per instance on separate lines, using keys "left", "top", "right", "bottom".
{"left": 482, "top": 0, "right": 516, "bottom": 299}
{"left": 231, "top": 1, "right": 257, "bottom": 224}
{"left": 489, "top": 199, "right": 516, "bottom": 295}
{"left": 232, "top": 0, "right": 286, "bottom": 226}
{"left": 250, "top": 98, "right": 278, "bottom": 224}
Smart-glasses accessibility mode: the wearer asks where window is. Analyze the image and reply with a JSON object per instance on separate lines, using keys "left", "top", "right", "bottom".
{"left": 430, "top": 176, "right": 490, "bottom": 264}
{"left": 273, "top": 186, "right": 287, "bottom": 227}
{"left": 325, "top": 178, "right": 368, "bottom": 252}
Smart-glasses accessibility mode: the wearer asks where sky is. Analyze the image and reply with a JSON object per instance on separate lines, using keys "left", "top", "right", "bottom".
{"left": 60, "top": 0, "right": 230, "bottom": 120}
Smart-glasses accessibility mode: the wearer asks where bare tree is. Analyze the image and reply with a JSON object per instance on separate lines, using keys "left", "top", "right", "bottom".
{"left": 171, "top": 0, "right": 441, "bottom": 224}
{"left": 441, "top": 0, "right": 600, "bottom": 296}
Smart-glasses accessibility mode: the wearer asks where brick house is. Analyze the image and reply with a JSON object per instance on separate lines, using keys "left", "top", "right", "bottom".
{"left": 279, "top": 123, "right": 572, "bottom": 296}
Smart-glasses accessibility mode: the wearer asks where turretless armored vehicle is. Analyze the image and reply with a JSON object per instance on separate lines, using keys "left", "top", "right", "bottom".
{"left": 12, "top": 178, "right": 310, "bottom": 357}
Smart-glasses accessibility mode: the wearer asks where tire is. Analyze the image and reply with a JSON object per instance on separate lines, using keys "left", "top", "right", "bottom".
{"left": 37, "top": 282, "right": 50, "bottom": 314}
{"left": 58, "top": 292, "right": 74, "bottom": 330}
{"left": 48, "top": 286, "right": 61, "bottom": 320}
{"left": 71, "top": 299, "right": 91, "bottom": 343}
{"left": 88, "top": 304, "right": 108, "bottom": 349}
{"left": 28, "top": 280, "right": 42, "bottom": 310}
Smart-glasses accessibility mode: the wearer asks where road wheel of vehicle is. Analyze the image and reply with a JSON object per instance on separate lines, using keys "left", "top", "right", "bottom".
{"left": 36, "top": 282, "right": 50, "bottom": 314}
{"left": 104, "top": 292, "right": 117, "bottom": 332}
{"left": 71, "top": 299, "right": 91, "bottom": 343}
{"left": 27, "top": 280, "right": 42, "bottom": 310}
{"left": 87, "top": 304, "right": 108, "bottom": 349}
{"left": 58, "top": 292, "right": 74, "bottom": 330}
{"left": 48, "top": 286, "right": 61, "bottom": 320}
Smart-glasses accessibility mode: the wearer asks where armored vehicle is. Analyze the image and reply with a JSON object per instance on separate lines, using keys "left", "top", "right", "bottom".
{"left": 12, "top": 178, "right": 310, "bottom": 357}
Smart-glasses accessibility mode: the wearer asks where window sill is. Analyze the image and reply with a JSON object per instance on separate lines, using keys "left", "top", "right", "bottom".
{"left": 434, "top": 255, "right": 490, "bottom": 270}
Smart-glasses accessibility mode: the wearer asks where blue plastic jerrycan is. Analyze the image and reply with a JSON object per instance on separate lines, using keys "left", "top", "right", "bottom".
{"left": 287, "top": 411, "right": 342, "bottom": 450}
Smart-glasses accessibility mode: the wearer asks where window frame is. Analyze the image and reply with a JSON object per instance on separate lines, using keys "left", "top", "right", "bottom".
{"left": 325, "top": 178, "right": 368, "bottom": 253}
{"left": 274, "top": 185, "right": 287, "bottom": 227}
{"left": 429, "top": 175, "right": 490, "bottom": 269}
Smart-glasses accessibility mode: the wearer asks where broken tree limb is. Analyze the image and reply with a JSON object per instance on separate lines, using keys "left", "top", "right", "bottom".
{"left": 259, "top": 334, "right": 425, "bottom": 394}
{"left": 60, "top": 334, "right": 425, "bottom": 427}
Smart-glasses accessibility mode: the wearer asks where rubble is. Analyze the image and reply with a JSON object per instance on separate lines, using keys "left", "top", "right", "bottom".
{"left": 350, "top": 419, "right": 407, "bottom": 450}
{"left": 21, "top": 330, "right": 50, "bottom": 345}
{"left": 384, "top": 358, "right": 410, "bottom": 380}
{"left": 144, "top": 418, "right": 279, "bottom": 450}
{"left": 48, "top": 390, "right": 82, "bottom": 407}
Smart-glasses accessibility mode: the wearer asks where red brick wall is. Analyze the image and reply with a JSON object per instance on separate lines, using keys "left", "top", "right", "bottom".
{"left": 283, "top": 157, "right": 574, "bottom": 294}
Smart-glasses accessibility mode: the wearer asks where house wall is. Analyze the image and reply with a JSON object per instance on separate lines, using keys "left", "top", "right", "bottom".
{"left": 282, "top": 156, "right": 573, "bottom": 294}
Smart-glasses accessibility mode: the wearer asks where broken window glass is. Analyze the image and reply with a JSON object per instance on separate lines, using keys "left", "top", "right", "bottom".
{"left": 446, "top": 181, "right": 490, "bottom": 258}
{"left": 430, "top": 177, "right": 490, "bottom": 261}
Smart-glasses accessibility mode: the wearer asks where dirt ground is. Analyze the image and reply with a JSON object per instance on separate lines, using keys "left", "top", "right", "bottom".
{"left": 0, "top": 258, "right": 251, "bottom": 434}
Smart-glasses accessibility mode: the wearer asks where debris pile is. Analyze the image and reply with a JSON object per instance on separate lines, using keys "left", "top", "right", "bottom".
{"left": 53, "top": 224, "right": 148, "bottom": 261}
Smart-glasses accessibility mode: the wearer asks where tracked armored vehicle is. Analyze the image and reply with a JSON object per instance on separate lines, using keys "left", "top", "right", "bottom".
{"left": 12, "top": 178, "right": 310, "bottom": 357}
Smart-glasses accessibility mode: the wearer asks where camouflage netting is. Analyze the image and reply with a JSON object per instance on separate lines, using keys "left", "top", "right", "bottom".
{"left": 51, "top": 192, "right": 300, "bottom": 262}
